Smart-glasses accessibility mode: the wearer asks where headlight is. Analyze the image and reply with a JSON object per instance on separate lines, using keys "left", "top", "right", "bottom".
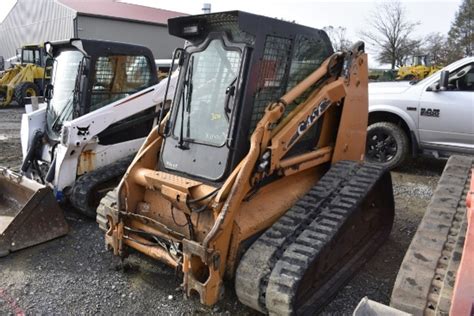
{"left": 60, "top": 126, "right": 69, "bottom": 146}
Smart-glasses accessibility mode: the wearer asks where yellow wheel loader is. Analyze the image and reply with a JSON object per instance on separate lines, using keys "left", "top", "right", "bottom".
{"left": 0, "top": 39, "right": 176, "bottom": 257}
{"left": 98, "top": 11, "right": 395, "bottom": 314}
{"left": 0, "top": 44, "right": 47, "bottom": 107}
{"left": 397, "top": 54, "right": 441, "bottom": 81}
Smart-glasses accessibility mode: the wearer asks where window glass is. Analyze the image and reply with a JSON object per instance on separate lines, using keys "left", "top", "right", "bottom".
{"left": 172, "top": 40, "right": 241, "bottom": 146}
{"left": 90, "top": 55, "right": 153, "bottom": 110}
{"left": 21, "top": 48, "right": 43, "bottom": 65}
{"left": 450, "top": 63, "right": 474, "bottom": 91}
{"left": 46, "top": 50, "right": 83, "bottom": 136}
{"left": 22, "top": 49, "right": 35, "bottom": 64}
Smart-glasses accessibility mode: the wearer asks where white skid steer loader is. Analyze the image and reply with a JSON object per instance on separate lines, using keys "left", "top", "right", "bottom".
{"left": 0, "top": 38, "right": 178, "bottom": 256}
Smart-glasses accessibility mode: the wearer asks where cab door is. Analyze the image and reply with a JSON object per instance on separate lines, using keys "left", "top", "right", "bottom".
{"left": 418, "top": 62, "right": 474, "bottom": 152}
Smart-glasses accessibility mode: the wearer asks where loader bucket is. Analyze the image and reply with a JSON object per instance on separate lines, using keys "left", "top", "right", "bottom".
{"left": 0, "top": 169, "right": 68, "bottom": 257}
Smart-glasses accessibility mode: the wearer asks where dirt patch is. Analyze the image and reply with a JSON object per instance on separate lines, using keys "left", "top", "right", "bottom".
{"left": 0, "top": 106, "right": 23, "bottom": 167}
{"left": 0, "top": 107, "right": 444, "bottom": 314}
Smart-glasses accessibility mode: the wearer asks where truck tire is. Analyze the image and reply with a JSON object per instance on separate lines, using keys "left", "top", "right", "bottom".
{"left": 365, "top": 122, "right": 409, "bottom": 169}
{"left": 14, "top": 82, "right": 39, "bottom": 107}
{"left": 70, "top": 155, "right": 133, "bottom": 218}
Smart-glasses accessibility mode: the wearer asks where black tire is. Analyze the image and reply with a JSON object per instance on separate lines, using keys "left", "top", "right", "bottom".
{"left": 0, "top": 90, "right": 6, "bottom": 103}
{"left": 365, "top": 122, "right": 409, "bottom": 169}
{"left": 70, "top": 155, "right": 133, "bottom": 218}
{"left": 14, "top": 82, "right": 40, "bottom": 107}
{"left": 402, "top": 74, "right": 416, "bottom": 81}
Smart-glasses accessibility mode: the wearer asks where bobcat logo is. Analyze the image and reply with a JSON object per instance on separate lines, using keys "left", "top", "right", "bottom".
{"left": 77, "top": 125, "right": 90, "bottom": 136}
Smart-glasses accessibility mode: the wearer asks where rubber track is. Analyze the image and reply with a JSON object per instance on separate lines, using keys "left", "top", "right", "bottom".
{"left": 391, "top": 155, "right": 474, "bottom": 315}
{"left": 70, "top": 155, "right": 133, "bottom": 218}
{"left": 96, "top": 189, "right": 117, "bottom": 232}
{"left": 235, "top": 161, "right": 391, "bottom": 315}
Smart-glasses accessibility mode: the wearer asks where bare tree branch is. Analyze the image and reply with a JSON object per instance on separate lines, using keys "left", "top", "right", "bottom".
{"left": 360, "top": 0, "right": 419, "bottom": 69}
{"left": 323, "top": 26, "right": 352, "bottom": 51}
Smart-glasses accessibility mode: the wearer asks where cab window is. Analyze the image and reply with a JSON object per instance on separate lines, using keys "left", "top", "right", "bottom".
{"left": 451, "top": 63, "right": 474, "bottom": 91}
{"left": 22, "top": 48, "right": 43, "bottom": 65}
{"left": 438, "top": 63, "right": 474, "bottom": 92}
{"left": 90, "top": 55, "right": 153, "bottom": 111}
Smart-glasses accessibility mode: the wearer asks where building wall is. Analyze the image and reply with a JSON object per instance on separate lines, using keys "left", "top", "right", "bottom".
{"left": 76, "top": 15, "right": 184, "bottom": 59}
{"left": 0, "top": 0, "right": 75, "bottom": 60}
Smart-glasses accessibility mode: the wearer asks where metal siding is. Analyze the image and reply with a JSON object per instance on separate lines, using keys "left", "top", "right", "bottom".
{"left": 76, "top": 15, "right": 184, "bottom": 59}
{"left": 0, "top": 0, "right": 75, "bottom": 59}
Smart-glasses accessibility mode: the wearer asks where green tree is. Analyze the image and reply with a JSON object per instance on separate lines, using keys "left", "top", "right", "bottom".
{"left": 448, "top": 0, "right": 473, "bottom": 57}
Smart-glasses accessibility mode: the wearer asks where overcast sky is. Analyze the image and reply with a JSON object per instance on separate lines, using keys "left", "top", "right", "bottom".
{"left": 0, "top": 0, "right": 463, "bottom": 67}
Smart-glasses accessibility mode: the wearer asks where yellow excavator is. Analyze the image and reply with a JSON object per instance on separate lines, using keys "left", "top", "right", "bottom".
{"left": 98, "top": 11, "right": 395, "bottom": 314}
{"left": 0, "top": 44, "right": 48, "bottom": 107}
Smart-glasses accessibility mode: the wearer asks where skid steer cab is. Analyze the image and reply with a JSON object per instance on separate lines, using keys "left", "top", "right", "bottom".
{"left": 0, "top": 38, "right": 177, "bottom": 256}
{"left": 99, "top": 11, "right": 395, "bottom": 315}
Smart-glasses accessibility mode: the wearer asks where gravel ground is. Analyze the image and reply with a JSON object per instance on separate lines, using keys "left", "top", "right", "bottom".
{"left": 0, "top": 106, "right": 445, "bottom": 315}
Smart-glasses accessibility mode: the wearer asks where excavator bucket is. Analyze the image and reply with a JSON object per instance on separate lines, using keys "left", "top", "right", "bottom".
{"left": 0, "top": 168, "right": 68, "bottom": 257}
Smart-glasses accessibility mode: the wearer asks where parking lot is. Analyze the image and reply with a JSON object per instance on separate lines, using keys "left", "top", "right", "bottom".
{"left": 0, "top": 105, "right": 446, "bottom": 315}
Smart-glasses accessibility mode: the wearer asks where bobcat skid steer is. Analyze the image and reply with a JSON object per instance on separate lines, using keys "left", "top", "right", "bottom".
{"left": 99, "top": 11, "right": 395, "bottom": 315}
{"left": 0, "top": 38, "right": 177, "bottom": 257}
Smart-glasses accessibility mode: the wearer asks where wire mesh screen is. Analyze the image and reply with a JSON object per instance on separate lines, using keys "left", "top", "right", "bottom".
{"left": 202, "top": 13, "right": 256, "bottom": 45}
{"left": 90, "top": 55, "right": 152, "bottom": 111}
{"left": 248, "top": 34, "right": 332, "bottom": 136}
{"left": 249, "top": 35, "right": 293, "bottom": 133}
{"left": 286, "top": 34, "right": 332, "bottom": 149}
{"left": 126, "top": 56, "right": 153, "bottom": 86}
{"left": 94, "top": 56, "right": 114, "bottom": 87}
{"left": 286, "top": 34, "right": 331, "bottom": 110}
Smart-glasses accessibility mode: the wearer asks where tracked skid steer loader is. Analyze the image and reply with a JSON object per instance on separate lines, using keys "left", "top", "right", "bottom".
{"left": 98, "top": 11, "right": 395, "bottom": 314}
{"left": 0, "top": 39, "right": 176, "bottom": 257}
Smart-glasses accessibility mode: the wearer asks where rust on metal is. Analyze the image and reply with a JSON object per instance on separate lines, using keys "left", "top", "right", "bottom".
{"left": 124, "top": 233, "right": 178, "bottom": 268}
{"left": 77, "top": 150, "right": 96, "bottom": 175}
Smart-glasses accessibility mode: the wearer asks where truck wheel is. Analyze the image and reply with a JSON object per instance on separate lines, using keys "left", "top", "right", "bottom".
{"left": 366, "top": 122, "right": 409, "bottom": 169}
{"left": 14, "top": 82, "right": 39, "bottom": 106}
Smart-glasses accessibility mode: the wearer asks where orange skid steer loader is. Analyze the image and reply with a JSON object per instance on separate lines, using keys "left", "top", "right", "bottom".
{"left": 98, "top": 11, "right": 395, "bottom": 314}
